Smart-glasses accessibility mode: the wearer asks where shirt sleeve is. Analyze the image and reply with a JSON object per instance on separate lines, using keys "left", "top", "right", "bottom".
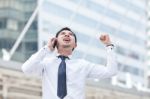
{"left": 85, "top": 46, "right": 118, "bottom": 79}
{"left": 22, "top": 46, "right": 52, "bottom": 76}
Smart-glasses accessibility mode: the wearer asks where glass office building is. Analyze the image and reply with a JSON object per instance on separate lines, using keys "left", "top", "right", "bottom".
{"left": 0, "top": 0, "right": 147, "bottom": 87}
{"left": 0, "top": 0, "right": 37, "bottom": 62}
{"left": 147, "top": 0, "right": 150, "bottom": 88}
{"left": 38, "top": 0, "right": 147, "bottom": 86}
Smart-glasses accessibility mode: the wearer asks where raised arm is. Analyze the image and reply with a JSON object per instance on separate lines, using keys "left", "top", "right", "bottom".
{"left": 85, "top": 34, "right": 117, "bottom": 79}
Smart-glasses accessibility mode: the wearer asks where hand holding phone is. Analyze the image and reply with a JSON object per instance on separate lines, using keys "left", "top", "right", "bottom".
{"left": 53, "top": 39, "right": 57, "bottom": 48}
{"left": 47, "top": 38, "right": 57, "bottom": 51}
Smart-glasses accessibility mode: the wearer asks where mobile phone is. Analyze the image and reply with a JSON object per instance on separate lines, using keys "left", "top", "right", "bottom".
{"left": 53, "top": 39, "right": 57, "bottom": 48}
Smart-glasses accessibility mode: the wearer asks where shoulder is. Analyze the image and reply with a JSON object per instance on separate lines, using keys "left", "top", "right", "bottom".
{"left": 43, "top": 54, "right": 56, "bottom": 63}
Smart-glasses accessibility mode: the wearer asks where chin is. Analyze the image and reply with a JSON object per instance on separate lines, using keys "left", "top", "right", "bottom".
{"left": 62, "top": 44, "right": 71, "bottom": 48}
{"left": 63, "top": 42, "right": 71, "bottom": 45}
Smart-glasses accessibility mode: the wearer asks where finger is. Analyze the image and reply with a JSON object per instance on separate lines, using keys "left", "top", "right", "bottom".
{"left": 101, "top": 35, "right": 106, "bottom": 41}
{"left": 51, "top": 37, "right": 56, "bottom": 42}
{"left": 48, "top": 38, "right": 56, "bottom": 47}
{"left": 100, "top": 36, "right": 104, "bottom": 41}
{"left": 105, "top": 35, "right": 110, "bottom": 40}
{"left": 51, "top": 38, "right": 55, "bottom": 42}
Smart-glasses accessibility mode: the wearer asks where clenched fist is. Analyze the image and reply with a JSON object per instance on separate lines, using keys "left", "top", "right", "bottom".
{"left": 100, "top": 34, "right": 112, "bottom": 45}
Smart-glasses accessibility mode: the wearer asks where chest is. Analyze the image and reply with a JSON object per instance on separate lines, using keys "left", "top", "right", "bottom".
{"left": 44, "top": 59, "right": 86, "bottom": 81}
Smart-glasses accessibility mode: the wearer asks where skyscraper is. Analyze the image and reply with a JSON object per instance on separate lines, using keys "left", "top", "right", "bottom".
{"left": 146, "top": 0, "right": 150, "bottom": 88}
{"left": 0, "top": 0, "right": 147, "bottom": 88}
{"left": 0, "top": 0, "right": 37, "bottom": 62}
{"left": 38, "top": 0, "right": 147, "bottom": 87}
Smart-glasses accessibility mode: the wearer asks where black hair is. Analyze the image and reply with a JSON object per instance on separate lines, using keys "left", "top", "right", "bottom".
{"left": 55, "top": 27, "right": 77, "bottom": 43}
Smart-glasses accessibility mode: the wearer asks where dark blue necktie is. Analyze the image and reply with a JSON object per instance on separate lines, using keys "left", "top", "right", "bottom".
{"left": 57, "top": 55, "right": 68, "bottom": 99}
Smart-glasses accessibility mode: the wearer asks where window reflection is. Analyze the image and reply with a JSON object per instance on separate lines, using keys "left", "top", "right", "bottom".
{"left": 0, "top": 18, "right": 7, "bottom": 29}
{"left": 117, "top": 62, "right": 144, "bottom": 77}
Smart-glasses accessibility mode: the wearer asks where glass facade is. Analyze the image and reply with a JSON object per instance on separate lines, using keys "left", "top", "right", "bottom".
{"left": 38, "top": 0, "right": 146, "bottom": 85}
{"left": 0, "top": 0, "right": 147, "bottom": 87}
{"left": 147, "top": 0, "right": 150, "bottom": 88}
{"left": 0, "top": 0, "right": 37, "bottom": 62}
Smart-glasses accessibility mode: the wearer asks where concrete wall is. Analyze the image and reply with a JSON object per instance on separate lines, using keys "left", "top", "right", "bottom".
{"left": 86, "top": 86, "right": 150, "bottom": 99}
{"left": 0, "top": 68, "right": 41, "bottom": 99}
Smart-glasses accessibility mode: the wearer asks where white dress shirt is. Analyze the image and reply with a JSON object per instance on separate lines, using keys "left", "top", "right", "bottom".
{"left": 22, "top": 46, "right": 117, "bottom": 99}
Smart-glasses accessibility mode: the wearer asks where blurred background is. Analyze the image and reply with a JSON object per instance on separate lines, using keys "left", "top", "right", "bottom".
{"left": 0, "top": 0, "right": 150, "bottom": 99}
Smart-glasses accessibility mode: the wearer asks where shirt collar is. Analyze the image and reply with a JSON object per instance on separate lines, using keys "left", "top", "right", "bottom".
{"left": 55, "top": 53, "right": 72, "bottom": 60}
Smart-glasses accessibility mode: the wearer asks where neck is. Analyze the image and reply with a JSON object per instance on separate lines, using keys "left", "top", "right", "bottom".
{"left": 58, "top": 48, "right": 72, "bottom": 56}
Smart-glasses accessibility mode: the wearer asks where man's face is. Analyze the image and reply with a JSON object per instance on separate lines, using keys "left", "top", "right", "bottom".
{"left": 57, "top": 30, "right": 77, "bottom": 50}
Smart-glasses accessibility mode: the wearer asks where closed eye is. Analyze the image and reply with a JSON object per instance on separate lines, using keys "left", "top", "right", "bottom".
{"left": 60, "top": 32, "right": 65, "bottom": 35}
{"left": 69, "top": 33, "right": 73, "bottom": 36}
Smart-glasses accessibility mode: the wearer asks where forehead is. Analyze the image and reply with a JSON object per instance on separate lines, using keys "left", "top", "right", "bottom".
{"left": 59, "top": 30, "right": 73, "bottom": 34}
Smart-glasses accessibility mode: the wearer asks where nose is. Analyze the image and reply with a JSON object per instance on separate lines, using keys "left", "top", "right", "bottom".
{"left": 65, "top": 33, "right": 69, "bottom": 37}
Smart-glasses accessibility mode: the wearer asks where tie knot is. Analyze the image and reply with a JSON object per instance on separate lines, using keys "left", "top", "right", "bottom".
{"left": 58, "top": 55, "right": 69, "bottom": 60}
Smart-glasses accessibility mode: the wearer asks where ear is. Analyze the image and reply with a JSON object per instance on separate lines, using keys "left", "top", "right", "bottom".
{"left": 74, "top": 43, "right": 77, "bottom": 48}
{"left": 72, "top": 43, "right": 77, "bottom": 51}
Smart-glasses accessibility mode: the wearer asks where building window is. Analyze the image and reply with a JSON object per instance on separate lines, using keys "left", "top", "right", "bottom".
{"left": 25, "top": 42, "right": 37, "bottom": 51}
{"left": 117, "top": 62, "right": 144, "bottom": 76}
{"left": 0, "top": 18, "right": 7, "bottom": 29}
{"left": 7, "top": 19, "right": 18, "bottom": 30}
{"left": 31, "top": 21, "right": 37, "bottom": 30}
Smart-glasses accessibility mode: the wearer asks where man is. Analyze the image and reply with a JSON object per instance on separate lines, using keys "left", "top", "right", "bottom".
{"left": 22, "top": 27, "right": 117, "bottom": 99}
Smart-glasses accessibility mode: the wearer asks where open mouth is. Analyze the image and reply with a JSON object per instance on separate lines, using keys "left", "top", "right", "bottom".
{"left": 63, "top": 38, "right": 71, "bottom": 42}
